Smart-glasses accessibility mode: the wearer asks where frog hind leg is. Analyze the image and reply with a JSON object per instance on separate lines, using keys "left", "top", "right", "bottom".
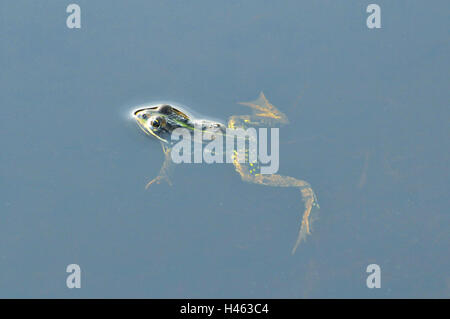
{"left": 233, "top": 160, "right": 319, "bottom": 254}
{"left": 145, "top": 143, "right": 174, "bottom": 189}
{"left": 230, "top": 93, "right": 318, "bottom": 253}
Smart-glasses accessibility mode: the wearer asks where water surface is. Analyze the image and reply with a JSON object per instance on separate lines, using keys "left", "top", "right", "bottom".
{"left": 1, "top": 0, "right": 449, "bottom": 298}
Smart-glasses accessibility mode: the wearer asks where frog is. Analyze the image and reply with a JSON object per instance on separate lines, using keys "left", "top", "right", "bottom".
{"left": 133, "top": 92, "right": 319, "bottom": 254}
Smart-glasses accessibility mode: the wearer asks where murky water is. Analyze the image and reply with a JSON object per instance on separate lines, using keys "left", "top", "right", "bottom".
{"left": 1, "top": 1, "right": 449, "bottom": 298}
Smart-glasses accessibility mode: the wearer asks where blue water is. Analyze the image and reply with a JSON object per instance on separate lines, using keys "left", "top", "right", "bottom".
{"left": 1, "top": 0, "right": 449, "bottom": 298}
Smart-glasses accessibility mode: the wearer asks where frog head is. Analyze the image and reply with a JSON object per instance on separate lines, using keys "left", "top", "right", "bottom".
{"left": 133, "top": 104, "right": 192, "bottom": 143}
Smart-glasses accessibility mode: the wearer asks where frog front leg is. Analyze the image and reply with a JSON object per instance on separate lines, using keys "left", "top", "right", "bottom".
{"left": 145, "top": 142, "right": 174, "bottom": 189}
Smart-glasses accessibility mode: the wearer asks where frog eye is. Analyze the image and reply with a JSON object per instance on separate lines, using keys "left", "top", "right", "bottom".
{"left": 151, "top": 118, "right": 161, "bottom": 128}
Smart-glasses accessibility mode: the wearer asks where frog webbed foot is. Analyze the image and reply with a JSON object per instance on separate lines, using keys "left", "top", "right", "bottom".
{"left": 145, "top": 174, "right": 172, "bottom": 189}
{"left": 238, "top": 92, "right": 288, "bottom": 125}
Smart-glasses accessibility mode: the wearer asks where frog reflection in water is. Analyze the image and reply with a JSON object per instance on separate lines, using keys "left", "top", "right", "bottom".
{"left": 133, "top": 92, "right": 319, "bottom": 254}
